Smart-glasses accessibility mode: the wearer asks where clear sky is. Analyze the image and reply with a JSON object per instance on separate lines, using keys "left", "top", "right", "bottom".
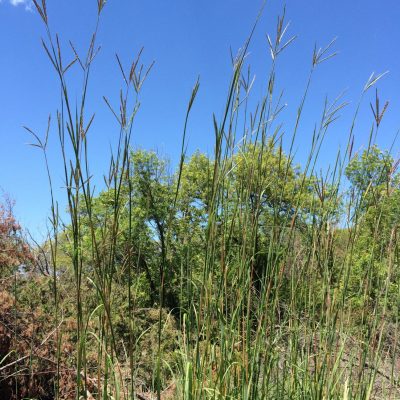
{"left": 1, "top": 0, "right": 400, "bottom": 239}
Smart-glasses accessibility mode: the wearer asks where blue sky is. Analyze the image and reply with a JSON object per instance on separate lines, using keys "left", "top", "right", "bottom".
{"left": 1, "top": 0, "right": 400, "bottom": 239}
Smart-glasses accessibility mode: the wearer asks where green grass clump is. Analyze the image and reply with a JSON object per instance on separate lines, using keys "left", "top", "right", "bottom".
{"left": 2, "top": 1, "right": 400, "bottom": 399}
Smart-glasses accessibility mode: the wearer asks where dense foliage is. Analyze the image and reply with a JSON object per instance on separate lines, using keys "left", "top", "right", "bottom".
{"left": 0, "top": 198, "right": 33, "bottom": 274}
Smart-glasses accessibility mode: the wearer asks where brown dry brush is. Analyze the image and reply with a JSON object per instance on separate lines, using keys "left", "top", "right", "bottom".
{"left": 0, "top": 198, "right": 34, "bottom": 270}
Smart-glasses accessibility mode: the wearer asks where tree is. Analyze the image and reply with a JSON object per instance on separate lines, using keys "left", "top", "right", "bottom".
{"left": 0, "top": 197, "right": 33, "bottom": 276}
{"left": 346, "top": 145, "right": 394, "bottom": 206}
{"left": 345, "top": 146, "right": 400, "bottom": 321}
